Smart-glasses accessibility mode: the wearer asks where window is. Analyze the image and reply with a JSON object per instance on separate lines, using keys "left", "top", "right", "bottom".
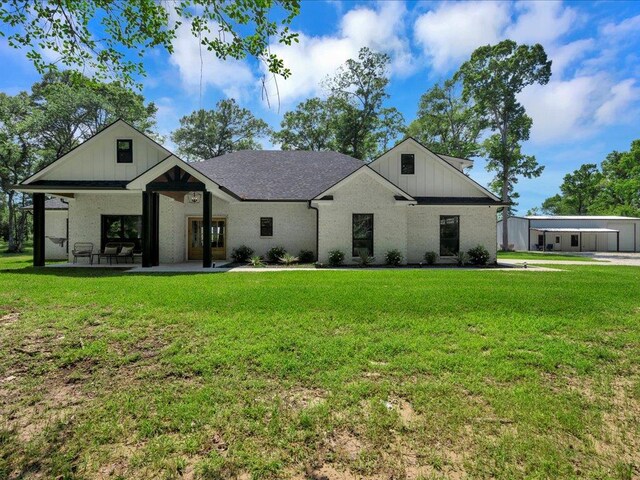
{"left": 401, "top": 154, "right": 415, "bottom": 174}
{"left": 101, "top": 215, "right": 142, "bottom": 251}
{"left": 260, "top": 217, "right": 273, "bottom": 237}
{"left": 537, "top": 234, "right": 544, "bottom": 245}
{"left": 352, "top": 214, "right": 373, "bottom": 257}
{"left": 117, "top": 139, "right": 133, "bottom": 163}
{"left": 571, "top": 234, "right": 579, "bottom": 247}
{"left": 555, "top": 236, "right": 561, "bottom": 244}
{"left": 440, "top": 215, "right": 459, "bottom": 256}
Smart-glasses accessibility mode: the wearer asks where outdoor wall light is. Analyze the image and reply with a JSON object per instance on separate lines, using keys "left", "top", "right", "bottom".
{"left": 188, "top": 192, "right": 201, "bottom": 204}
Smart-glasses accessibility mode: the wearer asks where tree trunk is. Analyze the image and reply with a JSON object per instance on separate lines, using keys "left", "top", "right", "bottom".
{"left": 501, "top": 169, "right": 509, "bottom": 251}
{"left": 6, "top": 190, "right": 17, "bottom": 252}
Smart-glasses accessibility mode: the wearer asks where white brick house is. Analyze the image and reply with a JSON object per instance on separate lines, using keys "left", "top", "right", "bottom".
{"left": 14, "top": 120, "right": 504, "bottom": 267}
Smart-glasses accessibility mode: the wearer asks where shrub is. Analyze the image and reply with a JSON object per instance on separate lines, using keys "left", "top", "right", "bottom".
{"left": 467, "top": 245, "right": 490, "bottom": 266}
{"left": 385, "top": 249, "right": 403, "bottom": 266}
{"left": 279, "top": 253, "right": 299, "bottom": 265}
{"left": 231, "top": 245, "right": 254, "bottom": 263}
{"left": 266, "top": 246, "right": 287, "bottom": 263}
{"left": 424, "top": 251, "right": 437, "bottom": 265}
{"left": 357, "top": 248, "right": 374, "bottom": 267}
{"left": 456, "top": 251, "right": 469, "bottom": 267}
{"left": 249, "top": 255, "right": 264, "bottom": 267}
{"left": 328, "top": 249, "right": 345, "bottom": 266}
{"left": 298, "top": 249, "right": 315, "bottom": 264}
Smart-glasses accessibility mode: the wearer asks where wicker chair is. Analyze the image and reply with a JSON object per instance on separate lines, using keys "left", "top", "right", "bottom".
{"left": 72, "top": 242, "right": 94, "bottom": 264}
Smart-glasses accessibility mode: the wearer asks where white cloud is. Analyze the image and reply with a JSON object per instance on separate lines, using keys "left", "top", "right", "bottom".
{"left": 413, "top": 1, "right": 509, "bottom": 72}
{"left": 595, "top": 79, "right": 640, "bottom": 125}
{"left": 601, "top": 14, "right": 640, "bottom": 37}
{"left": 169, "top": 17, "right": 255, "bottom": 100}
{"left": 262, "top": 1, "right": 414, "bottom": 105}
{"left": 547, "top": 39, "right": 595, "bottom": 78}
{"left": 506, "top": 1, "right": 577, "bottom": 45}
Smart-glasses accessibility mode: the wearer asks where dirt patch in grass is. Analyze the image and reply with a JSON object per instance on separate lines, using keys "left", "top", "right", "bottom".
{"left": 283, "top": 386, "right": 327, "bottom": 410}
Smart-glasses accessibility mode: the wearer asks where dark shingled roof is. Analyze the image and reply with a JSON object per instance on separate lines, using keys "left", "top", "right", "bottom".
{"left": 191, "top": 150, "right": 364, "bottom": 200}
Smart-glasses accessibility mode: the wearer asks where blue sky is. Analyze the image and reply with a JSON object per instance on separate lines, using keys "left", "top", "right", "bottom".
{"left": 1, "top": 1, "right": 639, "bottom": 214}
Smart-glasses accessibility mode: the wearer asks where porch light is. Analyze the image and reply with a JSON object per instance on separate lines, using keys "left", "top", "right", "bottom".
{"left": 188, "top": 192, "right": 201, "bottom": 204}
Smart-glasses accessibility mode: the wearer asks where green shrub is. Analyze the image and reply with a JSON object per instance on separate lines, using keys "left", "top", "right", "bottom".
{"left": 467, "top": 245, "right": 490, "bottom": 266}
{"left": 327, "top": 249, "right": 345, "bottom": 266}
{"left": 424, "top": 251, "right": 437, "bottom": 265}
{"left": 385, "top": 249, "right": 403, "bottom": 266}
{"left": 231, "top": 245, "right": 254, "bottom": 263}
{"left": 266, "top": 246, "right": 287, "bottom": 263}
{"left": 456, "top": 251, "right": 469, "bottom": 267}
{"left": 249, "top": 255, "right": 264, "bottom": 267}
{"left": 298, "top": 249, "right": 315, "bottom": 263}
{"left": 357, "top": 248, "right": 374, "bottom": 267}
{"left": 279, "top": 253, "right": 299, "bottom": 265}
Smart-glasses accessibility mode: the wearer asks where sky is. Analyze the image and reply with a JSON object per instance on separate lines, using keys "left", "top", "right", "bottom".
{"left": 1, "top": 0, "right": 639, "bottom": 214}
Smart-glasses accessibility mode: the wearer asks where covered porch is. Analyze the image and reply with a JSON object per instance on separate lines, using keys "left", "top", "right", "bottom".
{"left": 530, "top": 227, "right": 620, "bottom": 252}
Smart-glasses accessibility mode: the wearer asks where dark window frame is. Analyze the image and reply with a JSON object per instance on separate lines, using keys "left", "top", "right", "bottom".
{"left": 571, "top": 234, "right": 579, "bottom": 247}
{"left": 400, "top": 153, "right": 415, "bottom": 175}
{"left": 101, "top": 214, "right": 142, "bottom": 251}
{"left": 352, "top": 213, "right": 374, "bottom": 257}
{"left": 116, "top": 139, "right": 133, "bottom": 163}
{"left": 260, "top": 217, "right": 273, "bottom": 237}
{"left": 439, "top": 215, "right": 460, "bottom": 257}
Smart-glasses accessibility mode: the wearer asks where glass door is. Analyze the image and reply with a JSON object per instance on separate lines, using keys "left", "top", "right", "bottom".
{"left": 188, "top": 217, "right": 226, "bottom": 260}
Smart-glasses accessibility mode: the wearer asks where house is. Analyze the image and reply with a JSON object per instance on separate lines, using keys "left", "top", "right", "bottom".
{"left": 23, "top": 198, "right": 69, "bottom": 260}
{"left": 14, "top": 119, "right": 505, "bottom": 267}
{"left": 497, "top": 215, "right": 640, "bottom": 252}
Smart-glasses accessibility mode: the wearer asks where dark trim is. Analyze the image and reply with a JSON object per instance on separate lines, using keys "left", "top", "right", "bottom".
{"left": 308, "top": 200, "right": 319, "bottom": 260}
{"left": 27, "top": 180, "right": 129, "bottom": 188}
{"left": 145, "top": 182, "right": 206, "bottom": 192}
{"left": 260, "top": 217, "right": 274, "bottom": 237}
{"left": 528, "top": 218, "right": 531, "bottom": 251}
{"left": 415, "top": 196, "right": 506, "bottom": 206}
{"left": 33, "top": 193, "right": 45, "bottom": 267}
{"left": 238, "top": 198, "right": 311, "bottom": 203}
{"left": 394, "top": 195, "right": 412, "bottom": 201}
{"left": 116, "top": 139, "right": 133, "bottom": 163}
{"left": 203, "top": 191, "right": 212, "bottom": 268}
{"left": 218, "top": 185, "right": 243, "bottom": 200}
{"left": 126, "top": 154, "right": 174, "bottom": 184}
{"left": 152, "top": 193, "right": 160, "bottom": 266}
{"left": 352, "top": 213, "right": 374, "bottom": 257}
{"left": 142, "top": 192, "right": 152, "bottom": 267}
{"left": 439, "top": 215, "right": 460, "bottom": 257}
{"left": 400, "top": 153, "right": 415, "bottom": 175}
{"left": 318, "top": 195, "right": 333, "bottom": 201}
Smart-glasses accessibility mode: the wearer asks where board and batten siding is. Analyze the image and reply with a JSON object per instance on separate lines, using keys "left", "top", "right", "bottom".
{"left": 369, "top": 142, "right": 483, "bottom": 198}
{"left": 37, "top": 123, "right": 170, "bottom": 182}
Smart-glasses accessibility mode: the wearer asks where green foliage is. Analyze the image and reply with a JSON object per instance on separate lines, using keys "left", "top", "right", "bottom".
{"left": 384, "top": 249, "right": 403, "bottom": 266}
{"left": 298, "top": 250, "right": 315, "bottom": 264}
{"left": 171, "top": 100, "right": 270, "bottom": 161}
{"left": 406, "top": 77, "right": 480, "bottom": 159}
{"left": 266, "top": 246, "right": 287, "bottom": 263}
{"left": 467, "top": 245, "right": 490, "bottom": 266}
{"left": 0, "top": 0, "right": 300, "bottom": 86}
{"left": 278, "top": 253, "right": 299, "bottom": 265}
{"left": 456, "top": 251, "right": 469, "bottom": 267}
{"left": 423, "top": 251, "right": 437, "bottom": 265}
{"left": 356, "top": 248, "right": 374, "bottom": 267}
{"left": 249, "top": 255, "right": 264, "bottom": 267}
{"left": 231, "top": 245, "right": 254, "bottom": 263}
{"left": 327, "top": 249, "right": 345, "bottom": 266}
{"left": 271, "top": 98, "right": 334, "bottom": 151}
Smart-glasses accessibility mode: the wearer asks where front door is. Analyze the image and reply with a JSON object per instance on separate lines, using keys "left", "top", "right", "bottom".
{"left": 188, "top": 217, "right": 226, "bottom": 260}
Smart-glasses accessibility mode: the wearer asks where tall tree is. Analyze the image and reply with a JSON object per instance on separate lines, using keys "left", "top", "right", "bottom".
{"left": 325, "top": 47, "right": 404, "bottom": 160}
{"left": 457, "top": 40, "right": 551, "bottom": 248}
{"left": 0, "top": 92, "right": 36, "bottom": 252}
{"left": 406, "top": 78, "right": 480, "bottom": 159}
{"left": 271, "top": 98, "right": 334, "bottom": 151}
{"left": 171, "top": 99, "right": 270, "bottom": 161}
{"left": 0, "top": 1, "right": 300, "bottom": 85}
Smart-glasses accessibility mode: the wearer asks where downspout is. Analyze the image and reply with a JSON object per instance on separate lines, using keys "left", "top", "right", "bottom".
{"left": 308, "top": 200, "right": 319, "bottom": 261}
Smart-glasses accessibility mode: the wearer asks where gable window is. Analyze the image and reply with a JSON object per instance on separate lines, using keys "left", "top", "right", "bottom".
{"left": 101, "top": 215, "right": 142, "bottom": 251}
{"left": 260, "top": 217, "right": 273, "bottom": 237}
{"left": 440, "top": 215, "right": 459, "bottom": 256}
{"left": 571, "top": 234, "right": 579, "bottom": 247}
{"left": 117, "top": 139, "right": 133, "bottom": 163}
{"left": 400, "top": 154, "right": 415, "bottom": 175}
{"left": 352, "top": 213, "right": 373, "bottom": 257}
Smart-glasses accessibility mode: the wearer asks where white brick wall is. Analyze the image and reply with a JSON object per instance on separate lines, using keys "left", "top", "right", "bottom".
{"left": 44, "top": 210, "right": 68, "bottom": 260}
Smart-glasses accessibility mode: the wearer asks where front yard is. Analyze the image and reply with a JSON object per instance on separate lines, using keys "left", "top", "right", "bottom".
{"left": 0, "top": 252, "right": 639, "bottom": 479}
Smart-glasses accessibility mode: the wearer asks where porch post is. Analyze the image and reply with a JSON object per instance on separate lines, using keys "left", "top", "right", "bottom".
{"left": 142, "top": 190, "right": 152, "bottom": 267}
{"left": 203, "top": 190, "right": 212, "bottom": 268}
{"left": 33, "top": 193, "right": 45, "bottom": 267}
{"left": 579, "top": 232, "right": 582, "bottom": 252}
{"left": 617, "top": 231, "right": 620, "bottom": 252}
{"left": 151, "top": 192, "right": 160, "bottom": 266}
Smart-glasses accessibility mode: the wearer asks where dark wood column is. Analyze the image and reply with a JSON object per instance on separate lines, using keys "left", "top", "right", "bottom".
{"left": 203, "top": 190, "right": 212, "bottom": 268}
{"left": 142, "top": 190, "right": 152, "bottom": 267}
{"left": 33, "top": 193, "right": 45, "bottom": 267}
{"left": 151, "top": 192, "right": 160, "bottom": 266}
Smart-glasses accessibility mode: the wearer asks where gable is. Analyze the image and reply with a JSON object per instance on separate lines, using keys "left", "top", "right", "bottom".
{"left": 369, "top": 138, "right": 498, "bottom": 200}
{"left": 23, "top": 120, "right": 172, "bottom": 184}
{"left": 313, "top": 166, "right": 414, "bottom": 202}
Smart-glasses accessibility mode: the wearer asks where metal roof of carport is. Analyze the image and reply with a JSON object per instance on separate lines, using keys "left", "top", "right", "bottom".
{"left": 530, "top": 227, "right": 619, "bottom": 233}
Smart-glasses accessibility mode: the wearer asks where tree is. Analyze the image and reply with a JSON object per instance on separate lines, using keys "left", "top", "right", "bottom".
{"left": 0, "top": 92, "right": 36, "bottom": 252}
{"left": 406, "top": 78, "right": 481, "bottom": 159}
{"left": 271, "top": 98, "right": 334, "bottom": 151}
{"left": 325, "top": 47, "right": 404, "bottom": 160}
{"left": 171, "top": 99, "right": 270, "bottom": 161}
{"left": 0, "top": 1, "right": 300, "bottom": 86}
{"left": 457, "top": 40, "right": 551, "bottom": 248}
{"left": 556, "top": 164, "right": 602, "bottom": 214}
{"left": 31, "top": 71, "right": 157, "bottom": 164}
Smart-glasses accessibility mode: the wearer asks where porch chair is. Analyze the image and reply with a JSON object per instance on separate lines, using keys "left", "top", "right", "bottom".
{"left": 98, "top": 243, "right": 121, "bottom": 265}
{"left": 72, "top": 242, "right": 94, "bottom": 264}
{"left": 116, "top": 242, "right": 136, "bottom": 264}
{"left": 546, "top": 244, "right": 554, "bottom": 251}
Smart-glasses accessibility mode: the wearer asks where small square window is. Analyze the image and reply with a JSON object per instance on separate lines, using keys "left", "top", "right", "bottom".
{"left": 260, "top": 217, "right": 273, "bottom": 237}
{"left": 117, "top": 139, "right": 133, "bottom": 163}
{"left": 401, "top": 154, "right": 415, "bottom": 175}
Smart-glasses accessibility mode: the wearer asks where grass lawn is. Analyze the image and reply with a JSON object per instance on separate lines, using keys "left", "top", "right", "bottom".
{"left": 1, "top": 253, "right": 639, "bottom": 479}
{"left": 497, "top": 251, "right": 599, "bottom": 262}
